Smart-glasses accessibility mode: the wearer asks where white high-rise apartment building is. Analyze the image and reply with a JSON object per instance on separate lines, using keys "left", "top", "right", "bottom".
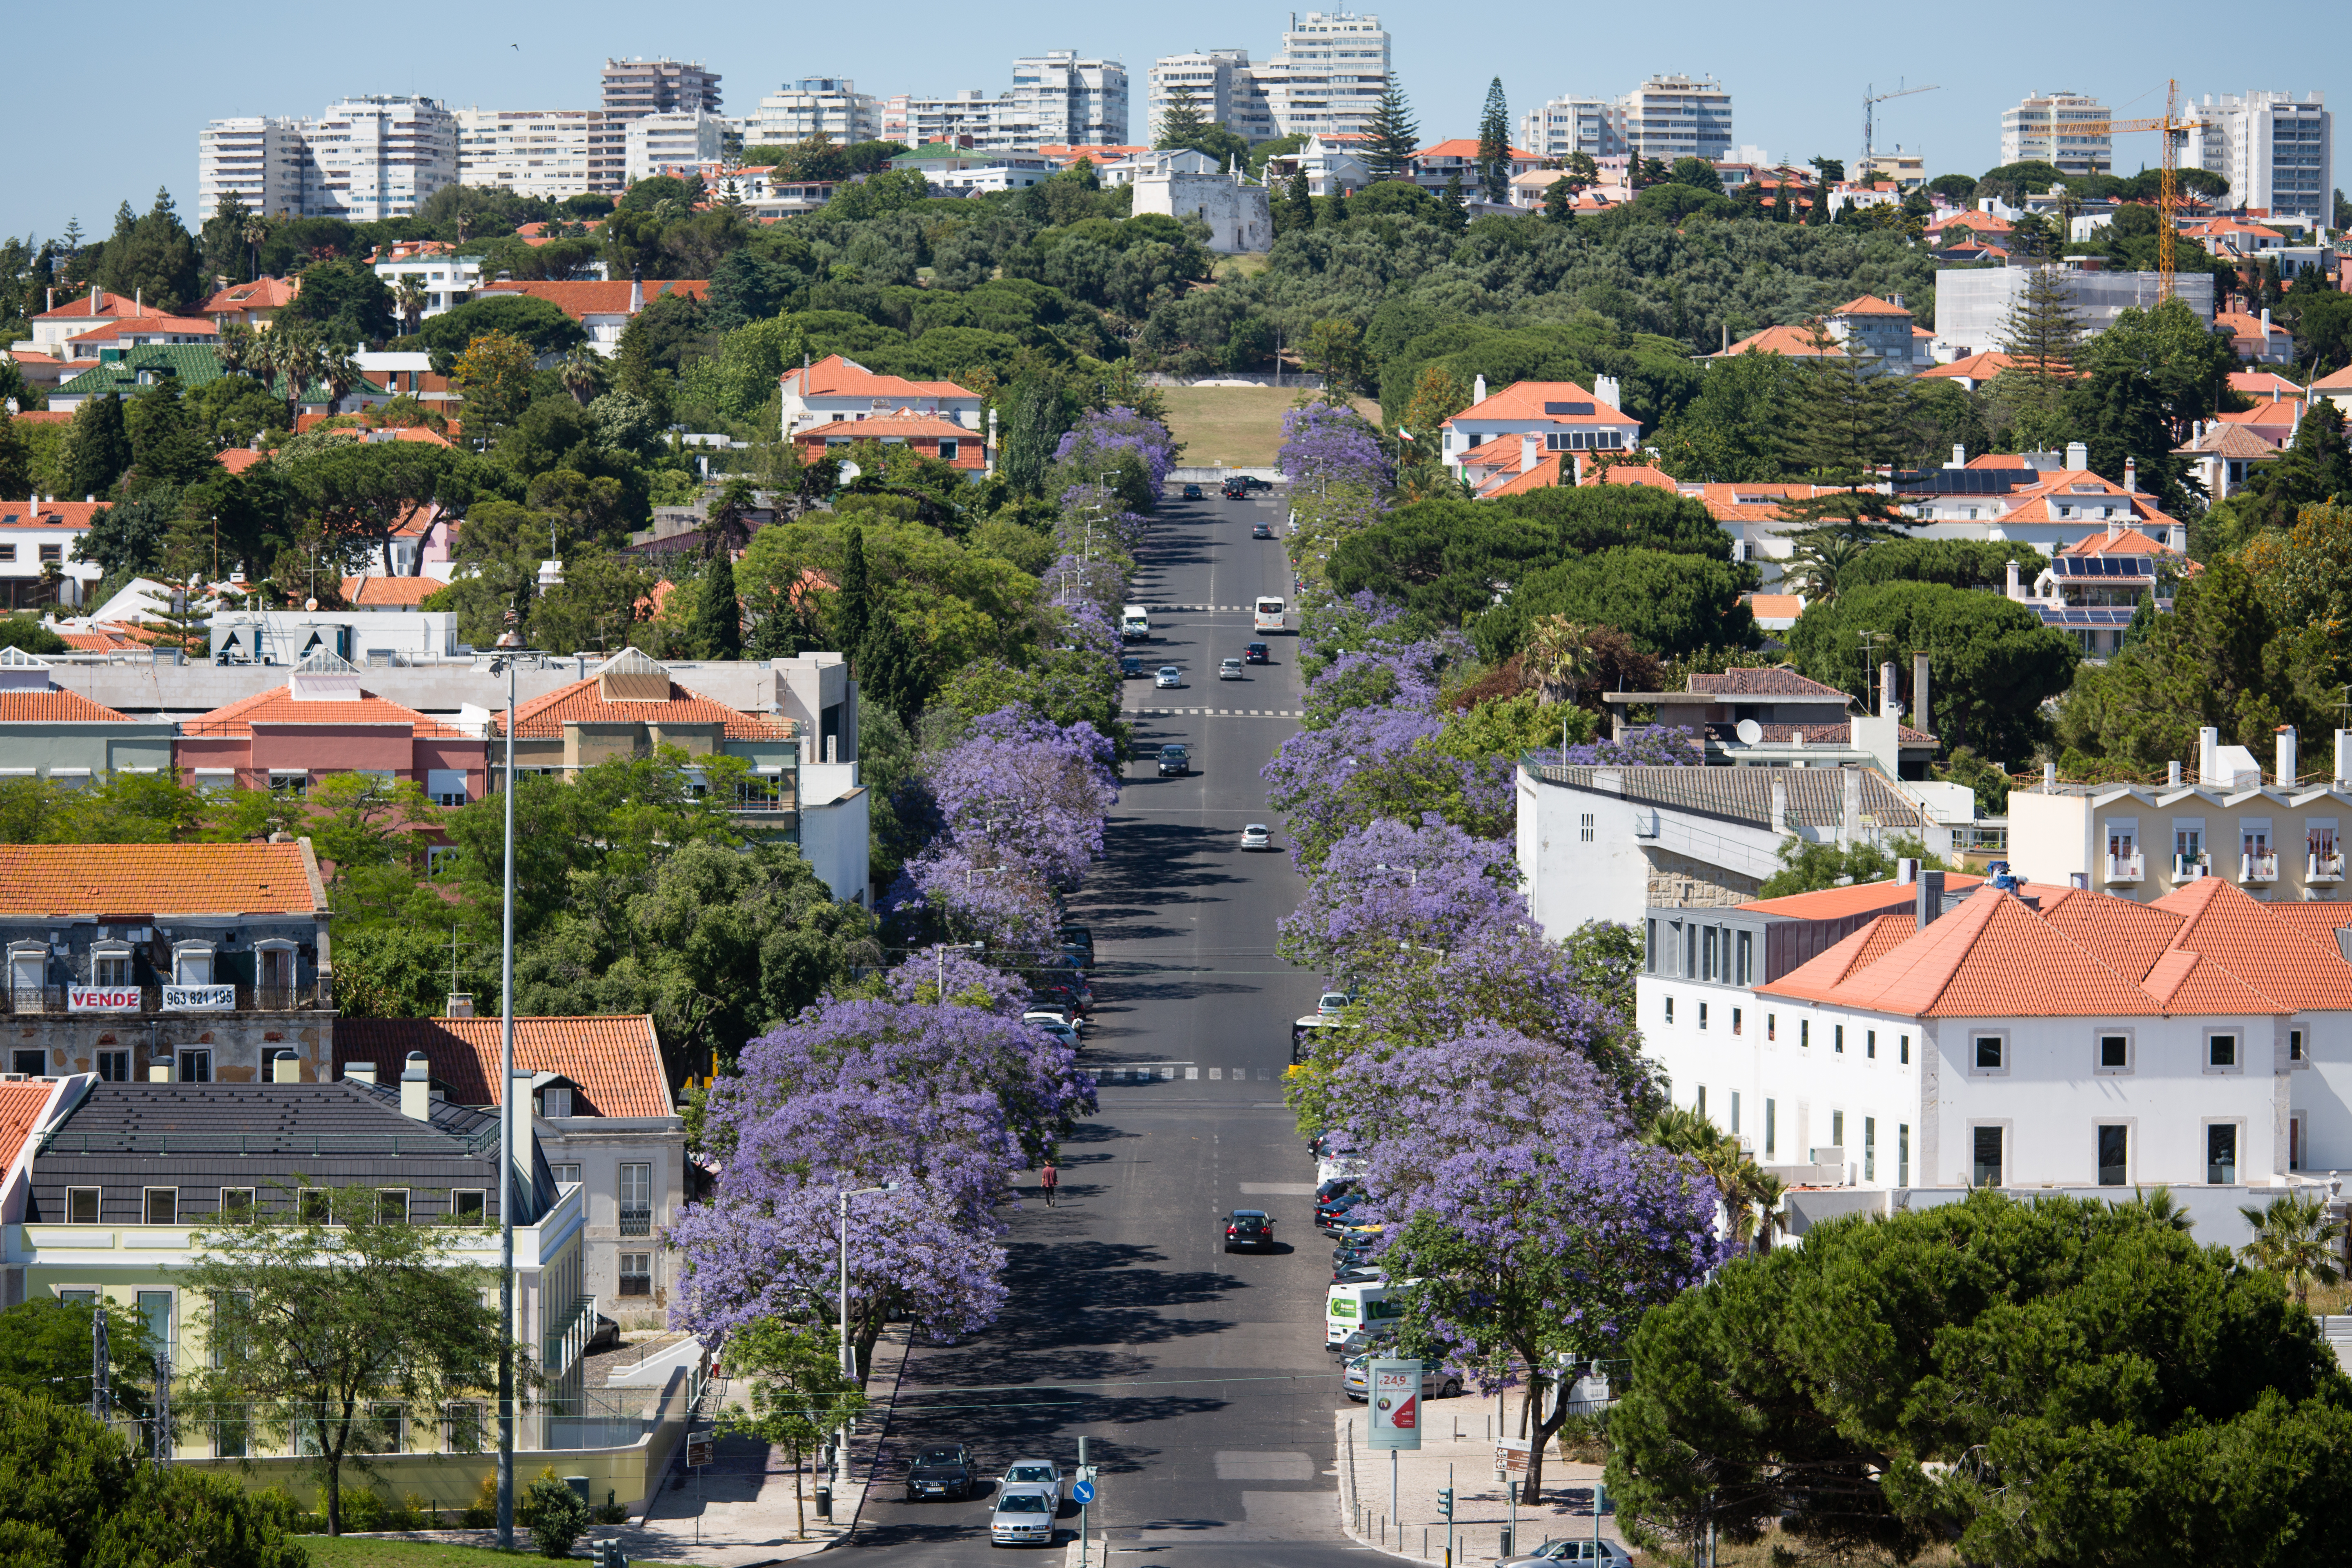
{"left": 455, "top": 109, "right": 628, "bottom": 198}
{"left": 1007, "top": 51, "right": 1129, "bottom": 145}
{"left": 749, "top": 78, "right": 881, "bottom": 148}
{"left": 197, "top": 116, "right": 316, "bottom": 217}
{"left": 1147, "top": 12, "right": 1388, "bottom": 146}
{"left": 601, "top": 58, "right": 723, "bottom": 122}
{"left": 2000, "top": 91, "right": 2114, "bottom": 177}
{"left": 309, "top": 96, "right": 458, "bottom": 221}
{"left": 2184, "top": 91, "right": 2332, "bottom": 223}
{"left": 624, "top": 111, "right": 729, "bottom": 182}
{"left": 1518, "top": 75, "right": 1731, "bottom": 167}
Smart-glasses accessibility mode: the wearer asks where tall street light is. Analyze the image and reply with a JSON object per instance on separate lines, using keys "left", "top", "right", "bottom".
{"left": 488, "top": 613, "right": 524, "bottom": 1550}
{"left": 836, "top": 1182, "right": 899, "bottom": 1383}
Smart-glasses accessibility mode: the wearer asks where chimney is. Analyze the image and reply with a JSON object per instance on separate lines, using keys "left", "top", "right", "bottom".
{"left": 2065, "top": 440, "right": 2088, "bottom": 470}
{"left": 2043, "top": 760, "right": 2058, "bottom": 789}
{"left": 1897, "top": 858, "right": 1919, "bottom": 884}
{"left": 44, "top": 288, "right": 51, "bottom": 313}
{"left": 147, "top": 1059, "right": 174, "bottom": 1082}
{"left": 1721, "top": 322, "right": 1729, "bottom": 352}
{"left": 2123, "top": 457, "right": 2138, "bottom": 494}
{"left": 1769, "top": 777, "right": 1789, "bottom": 835}
{"left": 399, "top": 1050, "right": 432, "bottom": 1121}
{"left": 344, "top": 1061, "right": 377, "bottom": 1085}
{"left": 2005, "top": 558, "right": 2022, "bottom": 600}
{"left": 1915, "top": 870, "right": 1946, "bottom": 928}
{"left": 1841, "top": 766, "right": 1862, "bottom": 846}
{"left": 2168, "top": 760, "right": 2183, "bottom": 786}
{"left": 1472, "top": 373, "right": 1486, "bottom": 404}
{"left": 1879, "top": 660, "right": 1898, "bottom": 718}
{"left": 2278, "top": 726, "right": 2298, "bottom": 787}
{"left": 2261, "top": 305, "right": 2272, "bottom": 341}
{"left": 1911, "top": 652, "right": 1930, "bottom": 735}
{"left": 2338, "top": 729, "right": 2352, "bottom": 786}
{"left": 2198, "top": 725, "right": 2221, "bottom": 785}
{"left": 1520, "top": 433, "right": 1539, "bottom": 474}
{"left": 446, "top": 993, "right": 475, "bottom": 1018}
{"left": 1949, "top": 443, "right": 1965, "bottom": 469}
{"left": 90, "top": 289, "right": 100, "bottom": 316}
{"left": 270, "top": 1049, "right": 301, "bottom": 1084}
{"left": 629, "top": 265, "right": 644, "bottom": 314}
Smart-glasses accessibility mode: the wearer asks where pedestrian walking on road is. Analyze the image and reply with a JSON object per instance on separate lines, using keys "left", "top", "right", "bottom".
{"left": 1041, "top": 1158, "right": 1060, "bottom": 1207}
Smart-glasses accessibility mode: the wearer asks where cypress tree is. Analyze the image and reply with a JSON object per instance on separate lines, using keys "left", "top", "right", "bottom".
{"left": 1282, "top": 168, "right": 1314, "bottom": 233}
{"left": 855, "top": 611, "right": 927, "bottom": 721}
{"left": 1155, "top": 84, "right": 1210, "bottom": 151}
{"left": 62, "top": 393, "right": 131, "bottom": 500}
{"left": 836, "top": 524, "right": 870, "bottom": 653}
{"left": 687, "top": 552, "right": 743, "bottom": 660}
{"left": 1441, "top": 172, "right": 1469, "bottom": 232}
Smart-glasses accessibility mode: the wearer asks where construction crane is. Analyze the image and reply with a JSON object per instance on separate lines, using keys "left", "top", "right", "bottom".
{"left": 2020, "top": 81, "right": 2212, "bottom": 300}
{"left": 1861, "top": 82, "right": 1939, "bottom": 188}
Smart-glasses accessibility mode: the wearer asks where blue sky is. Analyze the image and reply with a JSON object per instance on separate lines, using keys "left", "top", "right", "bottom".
{"left": 7, "top": 0, "right": 2341, "bottom": 242}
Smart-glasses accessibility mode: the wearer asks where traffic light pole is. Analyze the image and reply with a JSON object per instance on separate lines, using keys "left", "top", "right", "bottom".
{"left": 1443, "top": 1463, "right": 1455, "bottom": 1567}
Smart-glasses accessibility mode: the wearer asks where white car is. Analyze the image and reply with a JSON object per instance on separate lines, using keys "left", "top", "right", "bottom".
{"left": 999, "top": 1459, "right": 1064, "bottom": 1504}
{"left": 1022, "top": 1013, "right": 1079, "bottom": 1047}
{"left": 1240, "top": 824, "right": 1272, "bottom": 851}
{"left": 1155, "top": 666, "right": 1183, "bottom": 688}
{"left": 1316, "top": 991, "right": 1352, "bottom": 1016}
{"left": 1218, "top": 657, "right": 1244, "bottom": 680}
{"left": 989, "top": 1485, "right": 1058, "bottom": 1547}
{"left": 1498, "top": 1540, "right": 1636, "bottom": 1568}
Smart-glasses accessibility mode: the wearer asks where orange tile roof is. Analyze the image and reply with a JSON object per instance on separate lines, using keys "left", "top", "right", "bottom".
{"left": 2229, "top": 370, "right": 2306, "bottom": 399}
{"left": 10, "top": 410, "right": 73, "bottom": 425}
{"left": 216, "top": 448, "right": 267, "bottom": 474}
{"left": 1480, "top": 454, "right": 1570, "bottom": 495}
{"left": 1831, "top": 294, "right": 1911, "bottom": 316}
{"left": 794, "top": 414, "right": 978, "bottom": 441}
{"left": 1741, "top": 874, "right": 1987, "bottom": 920}
{"left": 1578, "top": 463, "right": 1679, "bottom": 490}
{"left": 1448, "top": 379, "right": 1634, "bottom": 425}
{"left": 337, "top": 574, "right": 450, "bottom": 608}
{"left": 474, "top": 279, "right": 711, "bottom": 320}
{"left": 2058, "top": 526, "right": 2172, "bottom": 557}
{"left": 181, "top": 682, "right": 473, "bottom": 739}
{"left": 2214, "top": 310, "right": 2290, "bottom": 343}
{"left": 195, "top": 278, "right": 299, "bottom": 315}
{"left": 1936, "top": 212, "right": 2013, "bottom": 235}
{"left": 335, "top": 1015, "right": 672, "bottom": 1118}
{"left": 0, "top": 688, "right": 138, "bottom": 723}
{"left": 2266, "top": 904, "right": 2352, "bottom": 951}
{"left": 1715, "top": 323, "right": 1838, "bottom": 358}
{"left": 781, "top": 353, "right": 978, "bottom": 404}
{"left": 2312, "top": 364, "right": 2352, "bottom": 393}
{"left": 2034, "top": 888, "right": 2185, "bottom": 984}
{"left": 1784, "top": 886, "right": 2169, "bottom": 1017}
{"left": 2215, "top": 405, "right": 2298, "bottom": 428}
{"left": 1743, "top": 592, "right": 1805, "bottom": 617}
{"left": 62, "top": 316, "right": 218, "bottom": 345}
{"left": 2145, "top": 878, "right": 2352, "bottom": 1011}
{"left": 1413, "top": 139, "right": 1539, "bottom": 161}
{"left": 0, "top": 503, "right": 103, "bottom": 530}
{"left": 0, "top": 1081, "right": 60, "bottom": 1179}
{"left": 1920, "top": 351, "right": 2023, "bottom": 381}
{"left": 32, "top": 291, "right": 164, "bottom": 323}
{"left": 0, "top": 843, "right": 325, "bottom": 916}
{"left": 1755, "top": 913, "right": 1915, "bottom": 1003}
{"left": 1966, "top": 453, "right": 2036, "bottom": 470}
{"left": 496, "top": 672, "right": 793, "bottom": 741}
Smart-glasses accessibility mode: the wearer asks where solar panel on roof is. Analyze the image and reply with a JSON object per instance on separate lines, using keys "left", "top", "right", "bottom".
{"left": 1889, "top": 470, "right": 2026, "bottom": 495}
{"left": 1543, "top": 401, "right": 1595, "bottom": 415}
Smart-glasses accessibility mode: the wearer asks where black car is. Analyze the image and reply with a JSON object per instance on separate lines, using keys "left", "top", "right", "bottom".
{"left": 1120, "top": 654, "right": 1145, "bottom": 678}
{"left": 1243, "top": 641, "right": 1270, "bottom": 664}
{"left": 1181, "top": 482, "right": 1204, "bottom": 499}
{"left": 1221, "top": 479, "right": 1248, "bottom": 499}
{"left": 1058, "top": 925, "right": 1095, "bottom": 964}
{"left": 1223, "top": 1209, "right": 1275, "bottom": 1252}
{"left": 906, "top": 1443, "right": 978, "bottom": 1501}
{"left": 1251, "top": 521, "right": 1274, "bottom": 539}
{"left": 1156, "top": 744, "right": 1190, "bottom": 776}
{"left": 1241, "top": 474, "right": 1273, "bottom": 491}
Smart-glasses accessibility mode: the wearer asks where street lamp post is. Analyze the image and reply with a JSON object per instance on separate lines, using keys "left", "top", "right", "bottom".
{"left": 835, "top": 1181, "right": 898, "bottom": 1482}
{"left": 489, "top": 621, "right": 523, "bottom": 1550}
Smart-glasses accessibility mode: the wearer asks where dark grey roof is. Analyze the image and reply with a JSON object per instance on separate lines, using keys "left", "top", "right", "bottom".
{"left": 38, "top": 1080, "right": 497, "bottom": 1159}
{"left": 1525, "top": 762, "right": 1928, "bottom": 831}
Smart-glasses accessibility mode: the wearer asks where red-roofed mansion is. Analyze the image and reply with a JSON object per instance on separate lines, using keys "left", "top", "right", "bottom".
{"left": 1437, "top": 376, "right": 1640, "bottom": 477}
{"left": 778, "top": 354, "right": 983, "bottom": 439}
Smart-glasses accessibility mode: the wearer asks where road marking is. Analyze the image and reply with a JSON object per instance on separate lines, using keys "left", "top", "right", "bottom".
{"left": 1207, "top": 1067, "right": 1223, "bottom": 1079}
{"left": 1185, "top": 1066, "right": 1199, "bottom": 1080}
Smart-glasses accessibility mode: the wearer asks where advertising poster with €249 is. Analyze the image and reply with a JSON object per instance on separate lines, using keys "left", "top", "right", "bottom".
{"left": 1368, "top": 1359, "right": 1422, "bottom": 1450}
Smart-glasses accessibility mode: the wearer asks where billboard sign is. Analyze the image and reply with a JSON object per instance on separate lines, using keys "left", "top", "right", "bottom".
{"left": 162, "top": 985, "right": 236, "bottom": 1012}
{"left": 67, "top": 987, "right": 142, "bottom": 1012}
{"left": 1367, "top": 1358, "right": 1422, "bottom": 1450}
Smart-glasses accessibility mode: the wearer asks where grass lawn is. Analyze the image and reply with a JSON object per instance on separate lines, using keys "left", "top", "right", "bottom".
{"left": 1158, "top": 385, "right": 1382, "bottom": 470}
{"left": 298, "top": 1537, "right": 538, "bottom": 1567}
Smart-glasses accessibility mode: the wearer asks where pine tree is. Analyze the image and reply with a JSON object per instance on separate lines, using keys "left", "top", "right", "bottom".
{"left": 1364, "top": 81, "right": 1420, "bottom": 181}
{"left": 687, "top": 552, "right": 743, "bottom": 659}
{"left": 1477, "top": 78, "right": 1511, "bottom": 204}
{"left": 62, "top": 393, "right": 130, "bottom": 499}
{"left": 855, "top": 611, "right": 927, "bottom": 721}
{"left": 1281, "top": 168, "right": 1314, "bottom": 233}
{"left": 1786, "top": 323, "right": 1905, "bottom": 483}
{"left": 1441, "top": 172, "right": 1469, "bottom": 232}
{"left": 836, "top": 524, "right": 870, "bottom": 653}
{"left": 1999, "top": 265, "right": 2085, "bottom": 410}
{"left": 1156, "top": 84, "right": 1210, "bottom": 151}
{"left": 1544, "top": 178, "right": 1574, "bottom": 224}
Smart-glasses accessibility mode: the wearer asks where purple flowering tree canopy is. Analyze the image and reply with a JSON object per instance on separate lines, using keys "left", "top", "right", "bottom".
{"left": 1555, "top": 724, "right": 1705, "bottom": 768}
{"left": 1276, "top": 816, "right": 1525, "bottom": 979}
{"left": 1278, "top": 403, "right": 1390, "bottom": 489}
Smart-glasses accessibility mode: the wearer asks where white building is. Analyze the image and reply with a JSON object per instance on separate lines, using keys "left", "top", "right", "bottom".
{"left": 309, "top": 96, "right": 458, "bottom": 222}
{"left": 1934, "top": 262, "right": 2215, "bottom": 357}
{"left": 601, "top": 58, "right": 723, "bottom": 121}
{"left": 1147, "top": 12, "right": 1389, "bottom": 145}
{"left": 454, "top": 108, "right": 627, "bottom": 198}
{"left": 2184, "top": 90, "right": 2333, "bottom": 225}
{"left": 1638, "top": 868, "right": 2352, "bottom": 1216}
{"left": 1517, "top": 75, "right": 1731, "bottom": 167}
{"left": 1999, "top": 91, "right": 2114, "bottom": 177}
{"left": 1262, "top": 134, "right": 1373, "bottom": 196}
{"left": 1438, "top": 376, "right": 1640, "bottom": 474}
{"left": 777, "top": 353, "right": 983, "bottom": 438}
{"left": 624, "top": 111, "right": 727, "bottom": 184}
{"left": 747, "top": 78, "right": 880, "bottom": 149}
{"left": 1008, "top": 51, "right": 1129, "bottom": 146}
{"left": 196, "top": 116, "right": 316, "bottom": 218}
{"left": 1129, "top": 151, "right": 1272, "bottom": 252}
{"left": 370, "top": 247, "right": 486, "bottom": 318}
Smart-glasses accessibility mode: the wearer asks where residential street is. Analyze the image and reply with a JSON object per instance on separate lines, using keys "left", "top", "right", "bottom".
{"left": 846, "top": 487, "right": 1369, "bottom": 1568}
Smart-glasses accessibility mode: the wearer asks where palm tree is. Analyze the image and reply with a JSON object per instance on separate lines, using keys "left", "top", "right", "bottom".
{"left": 216, "top": 321, "right": 258, "bottom": 379}
{"left": 242, "top": 215, "right": 270, "bottom": 281}
{"left": 262, "top": 321, "right": 325, "bottom": 428}
{"left": 1522, "top": 616, "right": 1599, "bottom": 706}
{"left": 2239, "top": 1192, "right": 2345, "bottom": 1307}
{"left": 1645, "top": 1107, "right": 1782, "bottom": 1254}
{"left": 393, "top": 276, "right": 429, "bottom": 338}
{"left": 318, "top": 343, "right": 361, "bottom": 418}
{"left": 558, "top": 345, "right": 606, "bottom": 408}
{"left": 1779, "top": 528, "right": 1871, "bottom": 603}
{"left": 2123, "top": 1184, "right": 2196, "bottom": 1233}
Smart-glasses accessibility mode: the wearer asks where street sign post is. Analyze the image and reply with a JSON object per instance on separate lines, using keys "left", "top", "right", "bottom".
{"left": 1077, "top": 1439, "right": 1096, "bottom": 1567}
{"left": 1368, "top": 1358, "right": 1420, "bottom": 1530}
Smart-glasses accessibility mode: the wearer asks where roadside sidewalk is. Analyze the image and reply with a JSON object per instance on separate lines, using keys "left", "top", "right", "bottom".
{"left": 1331, "top": 1409, "right": 1633, "bottom": 1565}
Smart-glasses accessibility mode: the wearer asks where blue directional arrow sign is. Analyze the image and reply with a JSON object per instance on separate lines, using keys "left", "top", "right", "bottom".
{"left": 1072, "top": 1479, "right": 1096, "bottom": 1505}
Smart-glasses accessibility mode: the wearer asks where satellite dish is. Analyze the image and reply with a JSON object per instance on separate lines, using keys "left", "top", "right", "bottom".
{"left": 836, "top": 460, "right": 861, "bottom": 486}
{"left": 1736, "top": 719, "right": 1764, "bottom": 745}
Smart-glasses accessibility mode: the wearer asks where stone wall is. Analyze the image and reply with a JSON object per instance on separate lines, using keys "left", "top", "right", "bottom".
{"left": 1644, "top": 847, "right": 1761, "bottom": 909}
{"left": 1131, "top": 172, "right": 1272, "bottom": 254}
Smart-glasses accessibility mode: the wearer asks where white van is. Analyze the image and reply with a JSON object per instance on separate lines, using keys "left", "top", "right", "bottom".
{"left": 1120, "top": 605, "right": 1151, "bottom": 641}
{"left": 1326, "top": 1281, "right": 1406, "bottom": 1347}
{"left": 1253, "top": 596, "right": 1287, "bottom": 633}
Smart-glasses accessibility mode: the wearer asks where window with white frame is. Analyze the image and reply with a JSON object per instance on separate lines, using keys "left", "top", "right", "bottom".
{"left": 619, "top": 1252, "right": 653, "bottom": 1296}
{"left": 2097, "top": 1031, "right": 2132, "bottom": 1072}
{"left": 65, "top": 1187, "right": 100, "bottom": 1225}
{"left": 1973, "top": 1032, "right": 2007, "bottom": 1073}
{"left": 2206, "top": 1122, "right": 2238, "bottom": 1184}
{"left": 2207, "top": 1032, "right": 2238, "bottom": 1070}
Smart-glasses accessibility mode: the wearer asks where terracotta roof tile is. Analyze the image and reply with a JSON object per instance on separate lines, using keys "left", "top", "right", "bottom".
{"left": 0, "top": 688, "right": 138, "bottom": 723}
{"left": 181, "top": 682, "right": 472, "bottom": 739}
{"left": 1447, "top": 379, "right": 1634, "bottom": 425}
{"left": 334, "top": 1016, "right": 672, "bottom": 1118}
{"left": 1687, "top": 668, "right": 1847, "bottom": 699}
{"left": 780, "top": 353, "right": 977, "bottom": 404}
{"left": 474, "top": 279, "right": 711, "bottom": 320}
{"left": 794, "top": 414, "right": 978, "bottom": 440}
{"left": 1920, "top": 351, "right": 2025, "bottom": 381}
{"left": 0, "top": 1081, "right": 60, "bottom": 1177}
{"left": 1740, "top": 875, "right": 1986, "bottom": 920}
{"left": 1575, "top": 463, "right": 1679, "bottom": 489}
{"left": 1753, "top": 913, "right": 1916, "bottom": 1002}
{"left": 216, "top": 448, "right": 267, "bottom": 474}
{"left": 0, "top": 843, "right": 325, "bottom": 916}
{"left": 2145, "top": 877, "right": 2352, "bottom": 1011}
{"left": 195, "top": 278, "right": 300, "bottom": 314}
{"left": 1831, "top": 294, "right": 1911, "bottom": 316}
{"left": 1480, "top": 454, "right": 1571, "bottom": 495}
{"left": 495, "top": 669, "right": 793, "bottom": 741}
{"left": 1715, "top": 323, "right": 1838, "bottom": 358}
{"left": 2058, "top": 526, "right": 2174, "bottom": 557}
{"left": 337, "top": 575, "right": 449, "bottom": 608}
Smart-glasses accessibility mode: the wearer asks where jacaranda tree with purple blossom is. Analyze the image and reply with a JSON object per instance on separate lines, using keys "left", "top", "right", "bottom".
{"left": 1276, "top": 816, "right": 1523, "bottom": 979}
{"left": 1329, "top": 1025, "right": 1720, "bottom": 1505}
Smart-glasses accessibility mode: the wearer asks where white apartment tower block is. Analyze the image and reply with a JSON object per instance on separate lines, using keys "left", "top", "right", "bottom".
{"left": 309, "top": 96, "right": 459, "bottom": 221}
{"left": 600, "top": 58, "right": 723, "bottom": 121}
{"left": 2184, "top": 91, "right": 2332, "bottom": 223}
{"left": 749, "top": 78, "right": 881, "bottom": 148}
{"left": 1518, "top": 75, "right": 1731, "bottom": 167}
{"left": 197, "top": 117, "right": 316, "bottom": 217}
{"left": 455, "top": 109, "right": 628, "bottom": 198}
{"left": 2000, "top": 91, "right": 2115, "bottom": 177}
{"left": 1007, "top": 52, "right": 1130, "bottom": 146}
{"left": 1148, "top": 12, "right": 1389, "bottom": 145}
{"left": 624, "top": 111, "right": 729, "bottom": 182}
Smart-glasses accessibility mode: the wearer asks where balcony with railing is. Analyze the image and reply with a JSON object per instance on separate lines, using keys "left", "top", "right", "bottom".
{"left": 0, "top": 981, "right": 333, "bottom": 1016}
{"left": 2312, "top": 853, "right": 2346, "bottom": 885}
{"left": 2104, "top": 851, "right": 2144, "bottom": 884}
{"left": 618, "top": 1203, "right": 653, "bottom": 1238}
{"left": 2241, "top": 851, "right": 2281, "bottom": 884}
{"left": 2173, "top": 853, "right": 2209, "bottom": 881}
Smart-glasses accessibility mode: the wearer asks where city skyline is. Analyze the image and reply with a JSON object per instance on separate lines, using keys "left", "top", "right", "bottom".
{"left": 5, "top": 0, "right": 2342, "bottom": 238}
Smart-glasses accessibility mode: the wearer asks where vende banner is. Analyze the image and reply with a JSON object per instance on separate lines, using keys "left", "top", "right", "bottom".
{"left": 162, "top": 985, "right": 236, "bottom": 1012}
{"left": 1367, "top": 1358, "right": 1422, "bottom": 1450}
{"left": 67, "top": 986, "right": 142, "bottom": 1012}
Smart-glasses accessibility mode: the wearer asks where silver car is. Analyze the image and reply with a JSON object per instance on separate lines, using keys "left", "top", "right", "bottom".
{"left": 989, "top": 1484, "right": 1058, "bottom": 1547}
{"left": 1497, "top": 1540, "right": 1635, "bottom": 1568}
{"left": 1219, "top": 657, "right": 1245, "bottom": 680}
{"left": 1342, "top": 1354, "right": 1463, "bottom": 1402}
{"left": 999, "top": 1459, "right": 1063, "bottom": 1504}
{"left": 1240, "top": 824, "right": 1272, "bottom": 851}
{"left": 1155, "top": 665, "right": 1183, "bottom": 688}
